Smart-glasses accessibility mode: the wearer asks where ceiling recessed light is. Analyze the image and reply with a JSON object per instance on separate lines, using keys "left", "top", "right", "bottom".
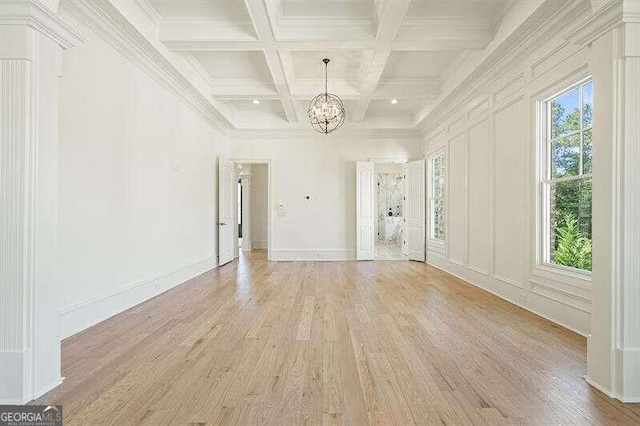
{"left": 390, "top": 98, "right": 399, "bottom": 104}
{"left": 252, "top": 99, "right": 260, "bottom": 105}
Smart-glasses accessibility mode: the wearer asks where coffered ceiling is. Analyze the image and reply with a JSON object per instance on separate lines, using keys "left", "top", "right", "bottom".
{"left": 144, "top": 0, "right": 515, "bottom": 130}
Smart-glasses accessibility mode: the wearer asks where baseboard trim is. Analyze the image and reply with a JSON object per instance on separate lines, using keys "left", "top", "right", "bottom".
{"left": 29, "top": 377, "right": 64, "bottom": 404}
{"left": 58, "top": 256, "right": 217, "bottom": 339}
{"left": 425, "top": 260, "right": 589, "bottom": 337}
{"left": 616, "top": 347, "right": 640, "bottom": 402}
{"left": 271, "top": 249, "right": 355, "bottom": 261}
{"left": 584, "top": 375, "right": 616, "bottom": 398}
{"left": 252, "top": 240, "right": 267, "bottom": 250}
{"left": 0, "top": 350, "right": 63, "bottom": 404}
{"left": 584, "top": 366, "right": 640, "bottom": 404}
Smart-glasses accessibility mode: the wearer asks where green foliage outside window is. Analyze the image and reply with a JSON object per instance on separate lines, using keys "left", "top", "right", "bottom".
{"left": 554, "top": 213, "right": 592, "bottom": 271}
{"left": 547, "top": 82, "right": 593, "bottom": 271}
{"left": 431, "top": 155, "right": 445, "bottom": 241}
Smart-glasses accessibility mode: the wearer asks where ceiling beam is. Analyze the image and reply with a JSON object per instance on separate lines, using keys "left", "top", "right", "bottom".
{"left": 206, "top": 78, "right": 440, "bottom": 101}
{"left": 162, "top": 40, "right": 377, "bottom": 51}
{"left": 277, "top": 50, "right": 308, "bottom": 121}
{"left": 395, "top": 18, "right": 494, "bottom": 50}
{"left": 159, "top": 17, "right": 257, "bottom": 44}
{"left": 243, "top": 0, "right": 298, "bottom": 123}
{"left": 351, "top": 0, "right": 412, "bottom": 122}
{"left": 158, "top": 18, "right": 493, "bottom": 52}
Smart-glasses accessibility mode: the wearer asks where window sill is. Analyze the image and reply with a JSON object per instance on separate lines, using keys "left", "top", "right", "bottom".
{"left": 427, "top": 239, "right": 445, "bottom": 249}
{"left": 531, "top": 263, "right": 592, "bottom": 289}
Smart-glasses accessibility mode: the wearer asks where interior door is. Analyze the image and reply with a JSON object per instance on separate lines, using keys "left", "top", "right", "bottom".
{"left": 403, "top": 163, "right": 409, "bottom": 257}
{"left": 218, "top": 158, "right": 235, "bottom": 266}
{"left": 406, "top": 159, "right": 426, "bottom": 261}
{"left": 356, "top": 161, "right": 375, "bottom": 260}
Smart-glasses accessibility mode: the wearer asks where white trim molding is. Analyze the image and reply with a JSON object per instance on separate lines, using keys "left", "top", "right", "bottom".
{"left": 418, "top": 0, "right": 592, "bottom": 131}
{"left": 252, "top": 240, "right": 268, "bottom": 250}
{"left": 0, "top": 0, "right": 83, "bottom": 404}
{"left": 565, "top": 0, "right": 640, "bottom": 46}
{"left": 0, "top": 0, "right": 85, "bottom": 49}
{"left": 230, "top": 128, "right": 421, "bottom": 140}
{"left": 271, "top": 249, "right": 356, "bottom": 262}
{"left": 584, "top": 375, "right": 617, "bottom": 398}
{"left": 0, "top": 57, "right": 37, "bottom": 405}
{"left": 564, "top": 0, "right": 640, "bottom": 404}
{"left": 58, "top": 0, "right": 233, "bottom": 131}
{"left": 58, "top": 257, "right": 217, "bottom": 340}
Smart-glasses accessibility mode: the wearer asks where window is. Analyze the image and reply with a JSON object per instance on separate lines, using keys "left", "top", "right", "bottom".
{"left": 428, "top": 152, "right": 446, "bottom": 241}
{"left": 541, "top": 79, "right": 593, "bottom": 272}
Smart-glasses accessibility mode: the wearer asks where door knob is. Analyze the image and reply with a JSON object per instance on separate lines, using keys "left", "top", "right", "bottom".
{"left": 219, "top": 222, "right": 227, "bottom": 226}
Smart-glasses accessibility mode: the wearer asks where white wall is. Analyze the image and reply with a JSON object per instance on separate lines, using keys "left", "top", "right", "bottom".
{"left": 230, "top": 136, "right": 421, "bottom": 260}
{"left": 423, "top": 13, "right": 593, "bottom": 335}
{"left": 56, "top": 10, "right": 227, "bottom": 338}
{"left": 250, "top": 164, "right": 268, "bottom": 249}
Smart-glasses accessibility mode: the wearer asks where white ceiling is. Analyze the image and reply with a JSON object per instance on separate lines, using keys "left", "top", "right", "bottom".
{"left": 148, "top": 0, "right": 515, "bottom": 130}
{"left": 280, "top": 0, "right": 375, "bottom": 18}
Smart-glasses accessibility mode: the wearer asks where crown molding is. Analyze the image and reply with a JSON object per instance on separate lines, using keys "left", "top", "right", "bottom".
{"left": 564, "top": 0, "right": 640, "bottom": 46}
{"left": 135, "top": 0, "right": 160, "bottom": 27}
{"left": 159, "top": 16, "right": 258, "bottom": 42}
{"left": 0, "top": 0, "right": 85, "bottom": 49}
{"left": 181, "top": 51, "right": 213, "bottom": 86}
{"left": 59, "top": 0, "right": 233, "bottom": 133}
{"left": 417, "top": 0, "right": 592, "bottom": 132}
{"left": 230, "top": 128, "right": 420, "bottom": 140}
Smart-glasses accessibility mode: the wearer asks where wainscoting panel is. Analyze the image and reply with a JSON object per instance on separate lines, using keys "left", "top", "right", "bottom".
{"left": 467, "top": 119, "right": 491, "bottom": 275}
{"left": 447, "top": 133, "right": 467, "bottom": 265}
{"left": 493, "top": 98, "right": 526, "bottom": 289}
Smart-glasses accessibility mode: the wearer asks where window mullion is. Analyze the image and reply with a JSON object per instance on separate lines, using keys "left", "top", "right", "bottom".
{"left": 546, "top": 173, "right": 592, "bottom": 185}
{"left": 549, "top": 127, "right": 584, "bottom": 142}
{"left": 579, "top": 84, "right": 584, "bottom": 175}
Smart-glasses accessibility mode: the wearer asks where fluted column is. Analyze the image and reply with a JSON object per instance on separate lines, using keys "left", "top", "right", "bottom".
{"left": 613, "top": 17, "right": 640, "bottom": 403}
{"left": 240, "top": 165, "right": 253, "bottom": 252}
{"left": 0, "top": 0, "right": 82, "bottom": 404}
{"left": 567, "top": 0, "right": 640, "bottom": 403}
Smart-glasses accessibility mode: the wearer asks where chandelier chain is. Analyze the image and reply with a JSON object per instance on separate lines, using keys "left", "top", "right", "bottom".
{"left": 324, "top": 59, "right": 328, "bottom": 95}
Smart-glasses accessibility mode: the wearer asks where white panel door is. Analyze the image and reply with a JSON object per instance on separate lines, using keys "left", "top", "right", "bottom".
{"left": 403, "top": 163, "right": 409, "bottom": 257}
{"left": 356, "top": 162, "right": 375, "bottom": 260}
{"left": 406, "top": 159, "right": 426, "bottom": 261}
{"left": 218, "top": 158, "right": 235, "bottom": 266}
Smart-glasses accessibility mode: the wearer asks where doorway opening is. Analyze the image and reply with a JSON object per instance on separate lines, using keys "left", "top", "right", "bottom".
{"left": 374, "top": 163, "right": 406, "bottom": 260}
{"left": 238, "top": 177, "right": 243, "bottom": 250}
{"left": 234, "top": 162, "right": 270, "bottom": 260}
{"left": 357, "top": 159, "right": 424, "bottom": 262}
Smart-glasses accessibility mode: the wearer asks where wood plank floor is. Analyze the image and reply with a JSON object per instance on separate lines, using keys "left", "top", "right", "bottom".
{"left": 34, "top": 251, "right": 640, "bottom": 424}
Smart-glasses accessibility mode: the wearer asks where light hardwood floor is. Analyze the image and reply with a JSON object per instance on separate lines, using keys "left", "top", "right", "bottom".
{"left": 35, "top": 251, "right": 640, "bottom": 424}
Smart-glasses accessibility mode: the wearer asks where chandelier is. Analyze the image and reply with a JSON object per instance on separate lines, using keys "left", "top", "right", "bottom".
{"left": 308, "top": 58, "right": 346, "bottom": 134}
